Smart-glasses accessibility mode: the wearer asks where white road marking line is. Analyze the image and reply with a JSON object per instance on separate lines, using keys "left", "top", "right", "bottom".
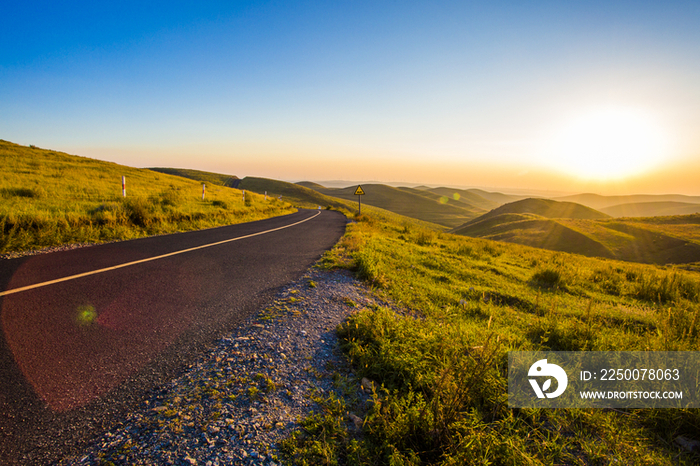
{"left": 0, "top": 211, "right": 321, "bottom": 297}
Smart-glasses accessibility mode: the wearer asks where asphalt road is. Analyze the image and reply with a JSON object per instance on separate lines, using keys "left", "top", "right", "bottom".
{"left": 0, "top": 209, "right": 346, "bottom": 465}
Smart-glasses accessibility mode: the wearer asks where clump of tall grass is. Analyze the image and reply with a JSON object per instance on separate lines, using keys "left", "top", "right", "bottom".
{"left": 150, "top": 185, "right": 184, "bottom": 208}
{"left": 633, "top": 269, "right": 700, "bottom": 303}
{"left": 354, "top": 213, "right": 376, "bottom": 226}
{"left": 654, "top": 304, "right": 700, "bottom": 350}
{"left": 413, "top": 229, "right": 435, "bottom": 246}
{"left": 1, "top": 187, "right": 46, "bottom": 199}
{"left": 530, "top": 267, "right": 565, "bottom": 290}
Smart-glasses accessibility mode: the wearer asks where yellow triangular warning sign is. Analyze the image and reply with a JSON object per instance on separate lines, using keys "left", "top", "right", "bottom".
{"left": 354, "top": 185, "right": 366, "bottom": 195}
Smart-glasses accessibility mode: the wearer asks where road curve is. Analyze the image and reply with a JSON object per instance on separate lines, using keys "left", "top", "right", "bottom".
{"left": 0, "top": 209, "right": 346, "bottom": 465}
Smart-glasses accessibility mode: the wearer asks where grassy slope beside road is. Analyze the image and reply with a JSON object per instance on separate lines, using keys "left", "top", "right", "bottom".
{"left": 238, "top": 177, "right": 349, "bottom": 210}
{"left": 0, "top": 140, "right": 295, "bottom": 254}
{"left": 284, "top": 209, "right": 700, "bottom": 465}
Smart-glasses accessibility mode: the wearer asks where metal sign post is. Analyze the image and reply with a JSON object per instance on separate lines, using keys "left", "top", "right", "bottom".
{"left": 354, "top": 185, "right": 365, "bottom": 215}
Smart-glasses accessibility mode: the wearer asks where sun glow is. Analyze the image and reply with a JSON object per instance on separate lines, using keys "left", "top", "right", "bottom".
{"left": 544, "top": 107, "right": 669, "bottom": 181}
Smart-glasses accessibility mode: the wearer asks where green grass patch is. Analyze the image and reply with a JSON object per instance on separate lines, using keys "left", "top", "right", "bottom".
{"left": 285, "top": 211, "right": 700, "bottom": 465}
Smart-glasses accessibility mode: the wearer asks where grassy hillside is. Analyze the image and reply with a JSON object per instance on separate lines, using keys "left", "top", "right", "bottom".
{"left": 602, "top": 201, "right": 700, "bottom": 218}
{"left": 459, "top": 198, "right": 611, "bottom": 226}
{"left": 423, "top": 186, "right": 500, "bottom": 210}
{"left": 148, "top": 167, "right": 239, "bottom": 187}
{"left": 455, "top": 213, "right": 615, "bottom": 259}
{"left": 454, "top": 206, "right": 700, "bottom": 265}
{"left": 301, "top": 183, "right": 483, "bottom": 228}
{"left": 285, "top": 210, "right": 700, "bottom": 465}
{"left": 0, "top": 140, "right": 295, "bottom": 254}
{"left": 465, "top": 187, "right": 523, "bottom": 206}
{"left": 396, "top": 186, "right": 486, "bottom": 216}
{"left": 622, "top": 213, "right": 700, "bottom": 242}
{"left": 295, "top": 181, "right": 327, "bottom": 190}
{"left": 237, "top": 177, "right": 349, "bottom": 210}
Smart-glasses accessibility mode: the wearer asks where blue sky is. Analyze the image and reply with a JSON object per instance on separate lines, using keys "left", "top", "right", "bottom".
{"left": 3, "top": 1, "right": 700, "bottom": 194}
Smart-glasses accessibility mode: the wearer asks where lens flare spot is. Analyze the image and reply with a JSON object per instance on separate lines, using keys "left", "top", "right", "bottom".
{"left": 452, "top": 193, "right": 460, "bottom": 201}
{"left": 439, "top": 196, "right": 449, "bottom": 204}
{"left": 76, "top": 304, "right": 97, "bottom": 326}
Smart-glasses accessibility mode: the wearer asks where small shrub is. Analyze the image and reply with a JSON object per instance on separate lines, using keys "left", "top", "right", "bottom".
{"left": 480, "top": 243, "right": 502, "bottom": 257}
{"left": 90, "top": 203, "right": 122, "bottom": 224}
{"left": 530, "top": 268, "right": 564, "bottom": 290}
{"left": 151, "top": 186, "right": 183, "bottom": 208}
{"left": 454, "top": 243, "right": 474, "bottom": 257}
{"left": 1, "top": 187, "right": 44, "bottom": 198}
{"left": 123, "top": 198, "right": 152, "bottom": 227}
{"left": 414, "top": 230, "right": 435, "bottom": 246}
{"left": 212, "top": 200, "right": 228, "bottom": 209}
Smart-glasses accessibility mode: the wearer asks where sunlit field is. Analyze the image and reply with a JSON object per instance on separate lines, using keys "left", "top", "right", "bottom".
{"left": 284, "top": 207, "right": 700, "bottom": 465}
{"left": 0, "top": 141, "right": 296, "bottom": 253}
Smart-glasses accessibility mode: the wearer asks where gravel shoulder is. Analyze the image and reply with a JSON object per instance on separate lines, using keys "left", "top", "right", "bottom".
{"left": 57, "top": 266, "right": 387, "bottom": 465}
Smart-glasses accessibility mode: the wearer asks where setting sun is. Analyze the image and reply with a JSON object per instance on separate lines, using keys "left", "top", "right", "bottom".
{"left": 545, "top": 107, "right": 670, "bottom": 181}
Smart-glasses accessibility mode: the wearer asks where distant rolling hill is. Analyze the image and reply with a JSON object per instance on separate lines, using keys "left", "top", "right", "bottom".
{"left": 453, "top": 198, "right": 700, "bottom": 264}
{"left": 295, "top": 181, "right": 327, "bottom": 190}
{"left": 237, "top": 177, "right": 348, "bottom": 209}
{"left": 454, "top": 198, "right": 610, "bottom": 229}
{"left": 148, "top": 167, "right": 239, "bottom": 187}
{"left": 423, "top": 187, "right": 501, "bottom": 211}
{"left": 299, "top": 183, "right": 484, "bottom": 228}
{"left": 415, "top": 186, "right": 525, "bottom": 207}
{"left": 466, "top": 188, "right": 523, "bottom": 207}
{"left": 601, "top": 202, "right": 700, "bottom": 218}
{"left": 556, "top": 193, "right": 700, "bottom": 211}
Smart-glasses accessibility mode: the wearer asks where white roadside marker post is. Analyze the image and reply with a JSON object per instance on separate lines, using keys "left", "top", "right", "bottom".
{"left": 202, "top": 183, "right": 206, "bottom": 200}
{"left": 122, "top": 176, "right": 126, "bottom": 197}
